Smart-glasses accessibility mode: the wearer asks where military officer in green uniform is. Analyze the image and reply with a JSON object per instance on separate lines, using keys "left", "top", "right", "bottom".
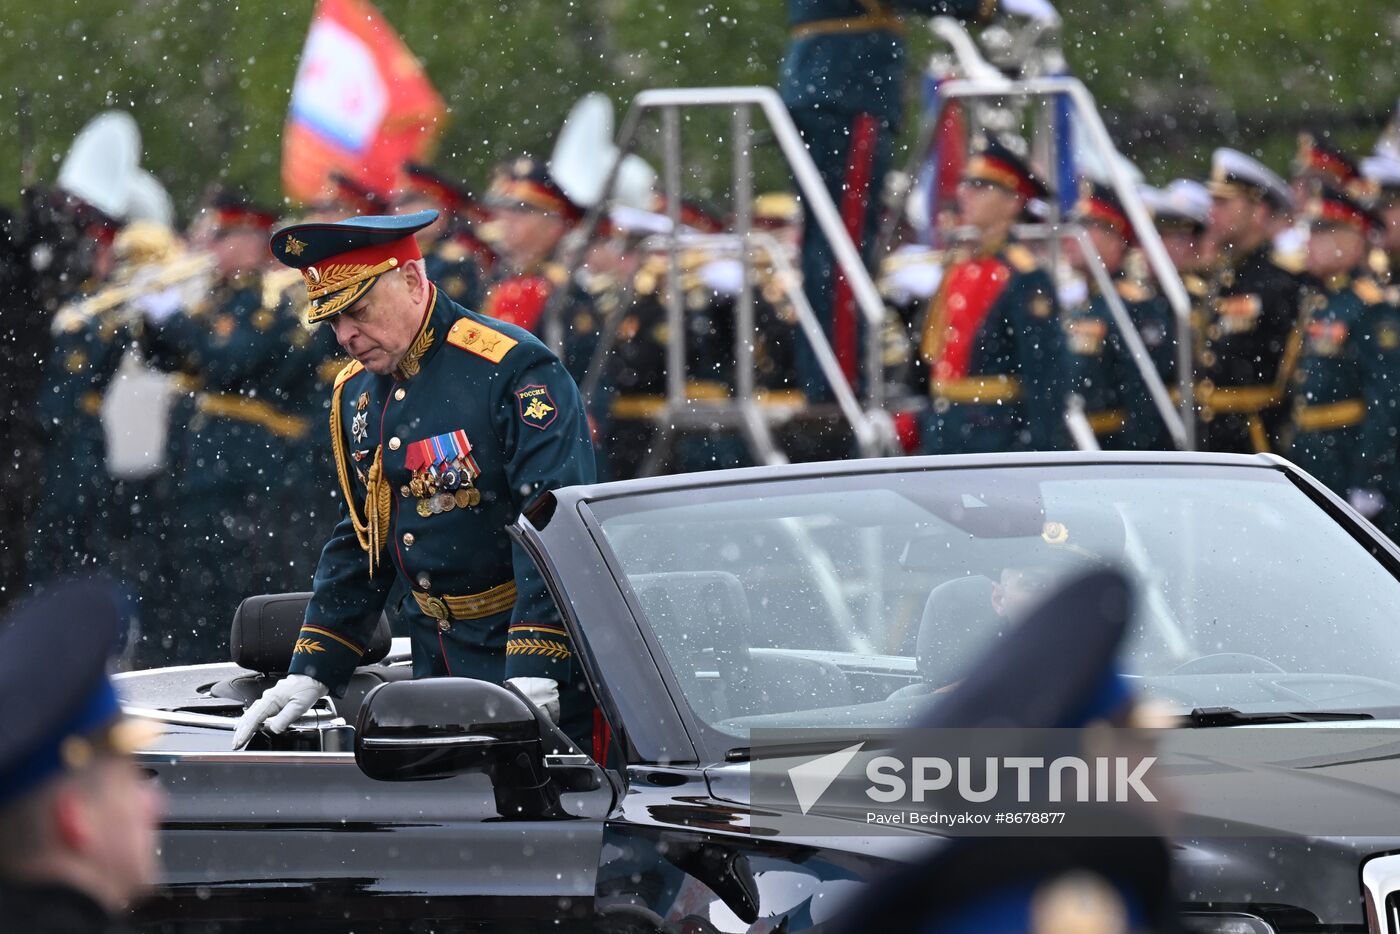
{"left": 916, "top": 136, "right": 1067, "bottom": 454}
{"left": 1197, "top": 149, "right": 1309, "bottom": 454}
{"left": 138, "top": 194, "right": 326, "bottom": 664}
{"left": 1063, "top": 183, "right": 1177, "bottom": 450}
{"left": 233, "top": 209, "right": 596, "bottom": 749}
{"left": 781, "top": 0, "right": 1006, "bottom": 403}
{"left": 1286, "top": 185, "right": 1400, "bottom": 533}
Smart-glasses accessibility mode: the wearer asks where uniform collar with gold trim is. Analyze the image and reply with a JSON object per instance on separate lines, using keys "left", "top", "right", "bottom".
{"left": 392, "top": 285, "right": 453, "bottom": 381}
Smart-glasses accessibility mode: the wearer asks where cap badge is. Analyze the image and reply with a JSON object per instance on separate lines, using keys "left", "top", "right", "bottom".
{"left": 284, "top": 235, "right": 306, "bottom": 257}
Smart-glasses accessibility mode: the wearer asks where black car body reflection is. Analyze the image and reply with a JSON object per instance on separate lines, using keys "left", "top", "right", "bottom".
{"left": 122, "top": 453, "right": 1400, "bottom": 932}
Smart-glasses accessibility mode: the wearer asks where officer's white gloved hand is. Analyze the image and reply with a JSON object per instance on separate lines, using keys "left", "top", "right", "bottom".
{"left": 1348, "top": 488, "right": 1386, "bottom": 519}
{"left": 134, "top": 286, "right": 185, "bottom": 325}
{"left": 506, "top": 677, "right": 560, "bottom": 723}
{"left": 1000, "top": 0, "right": 1060, "bottom": 24}
{"left": 232, "top": 674, "right": 329, "bottom": 750}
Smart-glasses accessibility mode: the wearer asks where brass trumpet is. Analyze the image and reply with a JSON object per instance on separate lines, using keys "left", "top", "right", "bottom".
{"left": 52, "top": 249, "right": 215, "bottom": 334}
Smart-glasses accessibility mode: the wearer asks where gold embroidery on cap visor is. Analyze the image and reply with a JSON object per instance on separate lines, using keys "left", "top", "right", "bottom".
{"left": 304, "top": 258, "right": 401, "bottom": 322}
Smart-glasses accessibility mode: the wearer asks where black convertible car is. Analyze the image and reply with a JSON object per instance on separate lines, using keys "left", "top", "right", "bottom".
{"left": 121, "top": 453, "right": 1400, "bottom": 932}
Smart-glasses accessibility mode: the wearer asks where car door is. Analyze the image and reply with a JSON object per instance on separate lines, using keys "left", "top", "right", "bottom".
{"left": 132, "top": 741, "right": 614, "bottom": 932}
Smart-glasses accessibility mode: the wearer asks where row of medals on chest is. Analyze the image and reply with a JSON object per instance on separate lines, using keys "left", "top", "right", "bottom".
{"left": 407, "top": 463, "right": 480, "bottom": 517}
{"left": 352, "top": 392, "right": 482, "bottom": 517}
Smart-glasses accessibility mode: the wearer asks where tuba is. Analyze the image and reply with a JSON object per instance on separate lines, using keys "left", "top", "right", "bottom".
{"left": 549, "top": 93, "right": 657, "bottom": 213}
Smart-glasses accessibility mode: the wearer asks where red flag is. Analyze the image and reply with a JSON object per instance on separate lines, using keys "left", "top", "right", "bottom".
{"left": 282, "top": 0, "right": 446, "bottom": 204}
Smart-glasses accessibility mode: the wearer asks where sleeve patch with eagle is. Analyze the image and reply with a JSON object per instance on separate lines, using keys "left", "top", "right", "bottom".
{"left": 516, "top": 384, "right": 558, "bottom": 429}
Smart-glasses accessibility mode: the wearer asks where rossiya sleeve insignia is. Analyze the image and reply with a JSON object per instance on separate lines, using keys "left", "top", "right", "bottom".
{"left": 516, "top": 384, "right": 558, "bottom": 429}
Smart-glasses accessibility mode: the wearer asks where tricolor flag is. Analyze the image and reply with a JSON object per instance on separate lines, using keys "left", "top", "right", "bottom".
{"left": 282, "top": 0, "right": 446, "bottom": 204}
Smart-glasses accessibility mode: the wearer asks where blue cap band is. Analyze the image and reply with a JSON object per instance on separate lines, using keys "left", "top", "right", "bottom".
{"left": 0, "top": 675, "right": 120, "bottom": 808}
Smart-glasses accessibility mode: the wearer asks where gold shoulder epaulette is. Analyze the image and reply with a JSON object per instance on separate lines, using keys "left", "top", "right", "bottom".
{"left": 1004, "top": 244, "right": 1039, "bottom": 274}
{"left": 334, "top": 360, "right": 364, "bottom": 390}
{"left": 446, "top": 317, "right": 519, "bottom": 363}
{"left": 435, "top": 239, "right": 469, "bottom": 263}
{"left": 1354, "top": 277, "right": 1386, "bottom": 306}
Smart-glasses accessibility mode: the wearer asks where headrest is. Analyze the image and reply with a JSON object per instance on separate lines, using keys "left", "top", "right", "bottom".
{"left": 231, "top": 593, "right": 391, "bottom": 673}
{"left": 627, "top": 571, "right": 750, "bottom": 665}
{"left": 916, "top": 576, "right": 1001, "bottom": 686}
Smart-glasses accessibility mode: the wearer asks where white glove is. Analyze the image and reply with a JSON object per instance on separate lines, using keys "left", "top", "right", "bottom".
{"left": 133, "top": 286, "right": 185, "bottom": 325}
{"left": 1349, "top": 488, "right": 1387, "bottom": 520}
{"left": 1000, "top": 0, "right": 1061, "bottom": 24}
{"left": 232, "top": 674, "right": 330, "bottom": 749}
{"left": 506, "top": 677, "right": 560, "bottom": 723}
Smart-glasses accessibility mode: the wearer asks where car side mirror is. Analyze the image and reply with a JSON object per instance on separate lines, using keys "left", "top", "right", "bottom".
{"left": 354, "top": 677, "right": 568, "bottom": 818}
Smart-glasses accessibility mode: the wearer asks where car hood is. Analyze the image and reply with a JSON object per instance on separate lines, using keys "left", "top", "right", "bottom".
{"left": 705, "top": 724, "right": 1400, "bottom": 925}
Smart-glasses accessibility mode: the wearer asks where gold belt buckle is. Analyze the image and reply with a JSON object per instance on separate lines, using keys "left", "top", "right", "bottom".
{"left": 421, "top": 594, "right": 451, "bottom": 624}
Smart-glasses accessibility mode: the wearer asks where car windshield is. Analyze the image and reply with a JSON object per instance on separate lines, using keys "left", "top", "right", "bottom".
{"left": 588, "top": 463, "right": 1400, "bottom": 739}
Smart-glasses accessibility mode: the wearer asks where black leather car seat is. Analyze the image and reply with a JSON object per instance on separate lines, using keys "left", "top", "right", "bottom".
{"left": 628, "top": 571, "right": 852, "bottom": 719}
{"left": 889, "top": 575, "right": 1003, "bottom": 699}
{"left": 210, "top": 592, "right": 406, "bottom": 722}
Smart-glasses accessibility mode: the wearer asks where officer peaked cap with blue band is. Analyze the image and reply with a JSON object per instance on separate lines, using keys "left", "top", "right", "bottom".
{"left": 270, "top": 210, "right": 439, "bottom": 323}
{"left": 0, "top": 579, "right": 157, "bottom": 809}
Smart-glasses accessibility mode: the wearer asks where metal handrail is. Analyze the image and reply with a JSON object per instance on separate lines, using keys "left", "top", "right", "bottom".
{"left": 1047, "top": 223, "right": 1189, "bottom": 449}
{"left": 884, "top": 50, "right": 1196, "bottom": 447}
{"left": 544, "top": 86, "right": 888, "bottom": 413}
{"left": 909, "top": 221, "right": 1188, "bottom": 449}
{"left": 609, "top": 230, "right": 885, "bottom": 460}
